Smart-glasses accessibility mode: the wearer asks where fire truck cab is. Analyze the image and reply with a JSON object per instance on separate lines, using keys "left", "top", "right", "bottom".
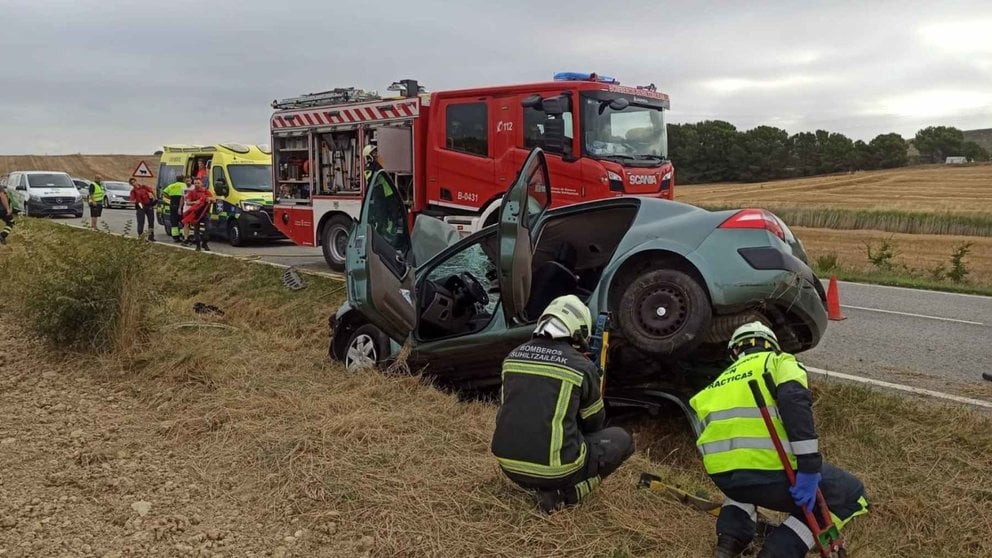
{"left": 270, "top": 73, "right": 674, "bottom": 271}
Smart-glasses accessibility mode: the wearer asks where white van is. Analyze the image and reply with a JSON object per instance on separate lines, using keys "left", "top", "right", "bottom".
{"left": 4, "top": 171, "right": 84, "bottom": 217}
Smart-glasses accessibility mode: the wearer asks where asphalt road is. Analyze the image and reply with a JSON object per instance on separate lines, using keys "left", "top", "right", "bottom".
{"left": 72, "top": 206, "right": 992, "bottom": 402}
{"left": 82, "top": 204, "right": 330, "bottom": 273}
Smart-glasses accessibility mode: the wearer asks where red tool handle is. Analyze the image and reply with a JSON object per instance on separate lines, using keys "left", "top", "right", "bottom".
{"left": 748, "top": 380, "right": 837, "bottom": 558}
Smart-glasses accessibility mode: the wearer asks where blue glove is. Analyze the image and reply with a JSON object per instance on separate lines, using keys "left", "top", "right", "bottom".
{"left": 790, "top": 472, "right": 821, "bottom": 513}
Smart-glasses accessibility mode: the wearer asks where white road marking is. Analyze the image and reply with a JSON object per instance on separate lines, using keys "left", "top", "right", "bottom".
{"left": 840, "top": 304, "right": 984, "bottom": 326}
{"left": 836, "top": 280, "right": 992, "bottom": 300}
{"left": 807, "top": 366, "right": 992, "bottom": 410}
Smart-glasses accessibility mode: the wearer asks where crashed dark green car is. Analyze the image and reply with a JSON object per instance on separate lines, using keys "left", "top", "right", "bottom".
{"left": 330, "top": 148, "right": 827, "bottom": 402}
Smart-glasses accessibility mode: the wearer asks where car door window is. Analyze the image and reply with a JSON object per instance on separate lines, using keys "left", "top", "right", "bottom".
{"left": 417, "top": 234, "right": 499, "bottom": 341}
{"left": 365, "top": 171, "right": 411, "bottom": 258}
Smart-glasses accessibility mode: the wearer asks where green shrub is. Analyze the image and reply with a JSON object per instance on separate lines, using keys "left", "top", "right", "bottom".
{"left": 814, "top": 252, "right": 839, "bottom": 272}
{"left": 866, "top": 239, "right": 898, "bottom": 270}
{"left": 948, "top": 242, "right": 973, "bottom": 283}
{"left": 4, "top": 226, "right": 148, "bottom": 353}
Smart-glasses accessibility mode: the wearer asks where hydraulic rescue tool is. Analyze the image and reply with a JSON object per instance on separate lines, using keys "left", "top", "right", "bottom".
{"left": 748, "top": 378, "right": 847, "bottom": 558}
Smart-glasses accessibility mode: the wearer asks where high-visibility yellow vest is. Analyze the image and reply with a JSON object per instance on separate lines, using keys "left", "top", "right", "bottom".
{"left": 90, "top": 182, "right": 105, "bottom": 204}
{"left": 162, "top": 181, "right": 185, "bottom": 199}
{"left": 689, "top": 351, "right": 809, "bottom": 475}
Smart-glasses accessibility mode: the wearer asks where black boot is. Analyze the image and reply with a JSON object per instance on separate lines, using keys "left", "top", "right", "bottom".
{"left": 537, "top": 490, "right": 566, "bottom": 515}
{"left": 202, "top": 243, "right": 210, "bottom": 252}
{"left": 714, "top": 534, "right": 749, "bottom": 558}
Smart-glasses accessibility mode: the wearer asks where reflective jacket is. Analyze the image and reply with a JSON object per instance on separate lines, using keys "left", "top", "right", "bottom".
{"left": 162, "top": 181, "right": 186, "bottom": 200}
{"left": 690, "top": 351, "right": 822, "bottom": 476}
{"left": 89, "top": 181, "right": 105, "bottom": 204}
{"left": 491, "top": 337, "right": 605, "bottom": 480}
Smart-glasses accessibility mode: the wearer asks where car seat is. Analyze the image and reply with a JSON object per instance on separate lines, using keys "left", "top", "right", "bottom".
{"left": 525, "top": 242, "right": 579, "bottom": 319}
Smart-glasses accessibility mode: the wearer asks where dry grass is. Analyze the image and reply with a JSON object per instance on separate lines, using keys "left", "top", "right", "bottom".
{"left": 0, "top": 154, "right": 154, "bottom": 181}
{"left": 796, "top": 227, "right": 992, "bottom": 285}
{"left": 2, "top": 219, "right": 991, "bottom": 557}
{"left": 678, "top": 163, "right": 992, "bottom": 214}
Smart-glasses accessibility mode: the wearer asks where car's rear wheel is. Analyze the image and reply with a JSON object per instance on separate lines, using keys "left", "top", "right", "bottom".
{"left": 343, "top": 324, "right": 389, "bottom": 370}
{"left": 617, "top": 268, "right": 711, "bottom": 357}
{"left": 321, "top": 215, "right": 351, "bottom": 273}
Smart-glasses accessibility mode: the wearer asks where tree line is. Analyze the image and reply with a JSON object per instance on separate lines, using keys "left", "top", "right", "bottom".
{"left": 667, "top": 123, "right": 991, "bottom": 184}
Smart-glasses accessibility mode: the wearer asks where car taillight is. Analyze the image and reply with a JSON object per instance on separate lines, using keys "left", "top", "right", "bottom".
{"left": 719, "top": 209, "right": 785, "bottom": 241}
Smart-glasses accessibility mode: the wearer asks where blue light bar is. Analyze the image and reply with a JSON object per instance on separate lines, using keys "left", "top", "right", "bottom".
{"left": 553, "top": 72, "right": 619, "bottom": 84}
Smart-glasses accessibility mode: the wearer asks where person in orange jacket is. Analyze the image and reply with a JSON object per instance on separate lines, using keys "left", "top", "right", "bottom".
{"left": 182, "top": 177, "right": 213, "bottom": 251}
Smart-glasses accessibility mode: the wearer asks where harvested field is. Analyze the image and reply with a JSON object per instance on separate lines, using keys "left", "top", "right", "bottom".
{"left": 678, "top": 164, "right": 992, "bottom": 214}
{"left": 0, "top": 154, "right": 153, "bottom": 181}
{"left": 1, "top": 220, "right": 991, "bottom": 557}
{"left": 796, "top": 227, "right": 992, "bottom": 285}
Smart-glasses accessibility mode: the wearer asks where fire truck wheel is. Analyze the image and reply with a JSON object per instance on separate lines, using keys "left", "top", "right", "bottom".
{"left": 617, "top": 268, "right": 711, "bottom": 357}
{"left": 343, "top": 324, "right": 389, "bottom": 370}
{"left": 321, "top": 215, "right": 351, "bottom": 272}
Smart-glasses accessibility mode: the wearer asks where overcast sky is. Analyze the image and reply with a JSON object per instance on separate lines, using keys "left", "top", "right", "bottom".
{"left": 1, "top": 0, "right": 991, "bottom": 154}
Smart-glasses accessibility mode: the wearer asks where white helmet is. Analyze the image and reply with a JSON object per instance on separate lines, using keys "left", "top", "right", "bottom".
{"left": 362, "top": 144, "right": 377, "bottom": 160}
{"left": 728, "top": 321, "right": 779, "bottom": 356}
{"left": 534, "top": 295, "right": 592, "bottom": 347}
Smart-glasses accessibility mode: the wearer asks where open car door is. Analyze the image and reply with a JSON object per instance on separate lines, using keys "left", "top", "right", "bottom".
{"left": 498, "top": 148, "right": 553, "bottom": 324}
{"left": 345, "top": 170, "right": 416, "bottom": 342}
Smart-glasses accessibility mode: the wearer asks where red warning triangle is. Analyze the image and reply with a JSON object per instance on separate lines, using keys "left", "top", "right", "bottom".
{"left": 131, "top": 160, "right": 154, "bottom": 178}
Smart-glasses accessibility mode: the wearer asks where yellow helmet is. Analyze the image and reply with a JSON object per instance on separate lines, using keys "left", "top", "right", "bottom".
{"left": 728, "top": 321, "right": 779, "bottom": 357}
{"left": 534, "top": 295, "right": 592, "bottom": 346}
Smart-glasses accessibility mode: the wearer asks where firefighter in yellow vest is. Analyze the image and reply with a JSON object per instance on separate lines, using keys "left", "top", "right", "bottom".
{"left": 88, "top": 175, "right": 105, "bottom": 229}
{"left": 161, "top": 176, "right": 187, "bottom": 242}
{"left": 491, "top": 295, "right": 634, "bottom": 514}
{"left": 690, "top": 323, "right": 869, "bottom": 558}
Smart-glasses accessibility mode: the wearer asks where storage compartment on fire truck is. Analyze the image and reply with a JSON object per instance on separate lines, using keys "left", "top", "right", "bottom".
{"left": 273, "top": 133, "right": 312, "bottom": 204}
{"left": 370, "top": 125, "right": 414, "bottom": 205}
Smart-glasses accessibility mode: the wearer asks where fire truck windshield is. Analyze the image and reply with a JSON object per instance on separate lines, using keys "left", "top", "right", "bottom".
{"left": 228, "top": 164, "right": 272, "bottom": 192}
{"left": 581, "top": 93, "right": 667, "bottom": 165}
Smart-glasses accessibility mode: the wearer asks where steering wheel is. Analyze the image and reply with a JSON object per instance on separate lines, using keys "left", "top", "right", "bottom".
{"left": 459, "top": 272, "right": 489, "bottom": 306}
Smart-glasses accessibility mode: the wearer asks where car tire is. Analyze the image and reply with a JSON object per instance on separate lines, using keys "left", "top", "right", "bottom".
{"left": 321, "top": 215, "right": 351, "bottom": 273}
{"left": 342, "top": 324, "right": 389, "bottom": 370}
{"left": 228, "top": 219, "right": 244, "bottom": 247}
{"left": 617, "top": 268, "right": 711, "bottom": 357}
{"left": 74, "top": 213, "right": 83, "bottom": 218}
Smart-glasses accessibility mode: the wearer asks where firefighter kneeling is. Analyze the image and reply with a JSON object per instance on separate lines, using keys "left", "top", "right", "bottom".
{"left": 491, "top": 295, "right": 633, "bottom": 514}
{"left": 691, "top": 323, "right": 869, "bottom": 558}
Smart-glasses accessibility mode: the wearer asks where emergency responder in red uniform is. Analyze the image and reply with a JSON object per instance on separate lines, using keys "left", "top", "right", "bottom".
{"left": 0, "top": 186, "right": 14, "bottom": 245}
{"left": 128, "top": 178, "right": 157, "bottom": 241}
{"left": 690, "top": 322, "right": 869, "bottom": 558}
{"left": 491, "top": 295, "right": 634, "bottom": 514}
{"left": 182, "top": 177, "right": 212, "bottom": 251}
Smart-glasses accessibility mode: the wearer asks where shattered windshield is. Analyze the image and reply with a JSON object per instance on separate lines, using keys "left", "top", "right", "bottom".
{"left": 581, "top": 94, "right": 667, "bottom": 162}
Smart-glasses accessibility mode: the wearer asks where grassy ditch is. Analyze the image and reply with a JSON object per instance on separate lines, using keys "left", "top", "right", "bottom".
{"left": 696, "top": 205, "right": 992, "bottom": 238}
{"left": 1, "top": 219, "right": 991, "bottom": 556}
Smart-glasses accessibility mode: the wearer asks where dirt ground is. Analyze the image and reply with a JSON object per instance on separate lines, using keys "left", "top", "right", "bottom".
{"left": 0, "top": 323, "right": 370, "bottom": 558}
{"left": 0, "top": 155, "right": 153, "bottom": 182}
{"left": 678, "top": 163, "right": 992, "bottom": 213}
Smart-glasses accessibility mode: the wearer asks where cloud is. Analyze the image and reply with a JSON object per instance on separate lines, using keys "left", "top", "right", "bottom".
{"left": 1, "top": 0, "right": 991, "bottom": 153}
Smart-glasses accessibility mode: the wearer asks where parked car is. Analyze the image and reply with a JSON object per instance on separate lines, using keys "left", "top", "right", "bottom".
{"left": 72, "top": 177, "right": 93, "bottom": 196}
{"left": 102, "top": 180, "right": 134, "bottom": 209}
{"left": 4, "top": 171, "right": 84, "bottom": 217}
{"left": 329, "top": 149, "right": 828, "bottom": 396}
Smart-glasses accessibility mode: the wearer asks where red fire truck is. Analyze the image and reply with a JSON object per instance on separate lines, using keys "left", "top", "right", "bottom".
{"left": 270, "top": 73, "right": 675, "bottom": 271}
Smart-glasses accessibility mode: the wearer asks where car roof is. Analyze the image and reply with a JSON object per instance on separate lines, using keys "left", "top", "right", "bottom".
{"left": 21, "top": 170, "right": 71, "bottom": 175}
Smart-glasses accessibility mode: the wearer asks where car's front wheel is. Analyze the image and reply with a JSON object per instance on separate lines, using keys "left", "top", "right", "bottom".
{"left": 228, "top": 219, "right": 244, "bottom": 247}
{"left": 343, "top": 324, "right": 389, "bottom": 370}
{"left": 617, "top": 268, "right": 711, "bottom": 357}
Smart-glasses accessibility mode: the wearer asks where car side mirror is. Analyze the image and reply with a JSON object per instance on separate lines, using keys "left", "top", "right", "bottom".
{"left": 215, "top": 180, "right": 229, "bottom": 197}
{"left": 543, "top": 117, "right": 575, "bottom": 160}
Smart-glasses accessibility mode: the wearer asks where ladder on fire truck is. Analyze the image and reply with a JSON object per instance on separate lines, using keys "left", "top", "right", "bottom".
{"left": 270, "top": 88, "right": 381, "bottom": 110}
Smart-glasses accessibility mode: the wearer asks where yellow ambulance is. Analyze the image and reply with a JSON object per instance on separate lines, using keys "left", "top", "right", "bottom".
{"left": 155, "top": 144, "right": 283, "bottom": 245}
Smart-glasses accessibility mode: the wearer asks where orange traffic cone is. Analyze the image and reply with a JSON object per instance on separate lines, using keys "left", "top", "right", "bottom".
{"left": 827, "top": 275, "right": 846, "bottom": 321}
